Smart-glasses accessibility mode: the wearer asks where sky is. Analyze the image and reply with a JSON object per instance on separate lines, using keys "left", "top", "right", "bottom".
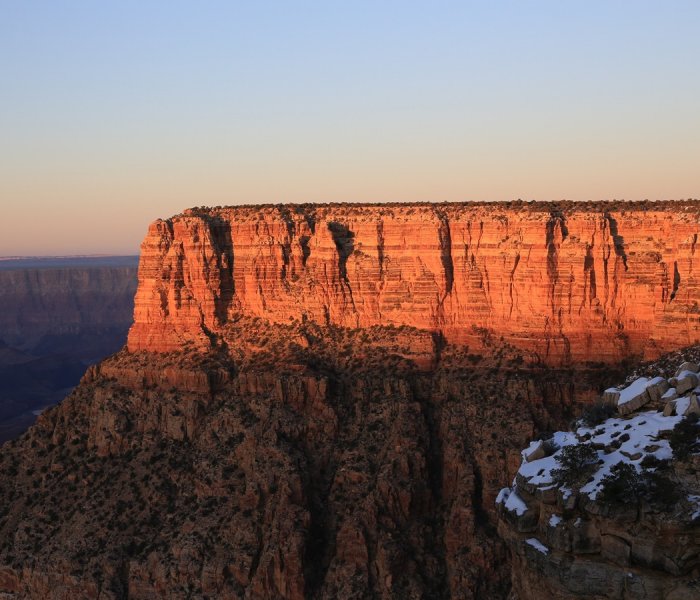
{"left": 1, "top": 1, "right": 699, "bottom": 255}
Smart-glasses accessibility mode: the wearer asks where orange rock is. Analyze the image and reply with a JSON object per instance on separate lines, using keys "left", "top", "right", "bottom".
{"left": 128, "top": 202, "right": 700, "bottom": 364}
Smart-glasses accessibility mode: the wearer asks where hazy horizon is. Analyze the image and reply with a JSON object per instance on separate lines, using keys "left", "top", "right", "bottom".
{"left": 2, "top": 1, "right": 699, "bottom": 255}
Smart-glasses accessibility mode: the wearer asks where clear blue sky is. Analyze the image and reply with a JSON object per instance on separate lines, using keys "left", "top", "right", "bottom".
{"left": 1, "top": 1, "right": 699, "bottom": 255}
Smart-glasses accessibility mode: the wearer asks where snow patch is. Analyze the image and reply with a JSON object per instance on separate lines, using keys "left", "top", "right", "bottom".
{"left": 497, "top": 487, "right": 529, "bottom": 516}
{"left": 661, "top": 387, "right": 677, "bottom": 400}
{"left": 689, "top": 495, "right": 700, "bottom": 520}
{"left": 516, "top": 410, "right": 682, "bottom": 500}
{"left": 517, "top": 431, "right": 578, "bottom": 486}
{"left": 675, "top": 396, "right": 691, "bottom": 416}
{"left": 617, "top": 377, "right": 664, "bottom": 406}
{"left": 548, "top": 514, "right": 562, "bottom": 527}
{"left": 504, "top": 489, "right": 528, "bottom": 516}
{"left": 577, "top": 411, "right": 681, "bottom": 498}
{"left": 495, "top": 488, "right": 509, "bottom": 505}
{"left": 525, "top": 538, "right": 549, "bottom": 554}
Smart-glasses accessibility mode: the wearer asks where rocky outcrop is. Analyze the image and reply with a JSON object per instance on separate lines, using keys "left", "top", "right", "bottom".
{"left": 497, "top": 356, "right": 700, "bottom": 599}
{"left": 128, "top": 201, "right": 700, "bottom": 364}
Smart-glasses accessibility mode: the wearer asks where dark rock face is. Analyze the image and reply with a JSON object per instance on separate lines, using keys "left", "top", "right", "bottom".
{"left": 0, "top": 320, "right": 613, "bottom": 599}
{"left": 0, "top": 257, "right": 138, "bottom": 440}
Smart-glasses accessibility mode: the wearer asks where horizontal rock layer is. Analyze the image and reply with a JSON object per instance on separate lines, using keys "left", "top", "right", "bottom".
{"left": 127, "top": 201, "right": 700, "bottom": 364}
{"left": 0, "top": 262, "right": 138, "bottom": 351}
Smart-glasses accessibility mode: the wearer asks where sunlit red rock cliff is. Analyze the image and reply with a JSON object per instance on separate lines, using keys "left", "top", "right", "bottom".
{"left": 128, "top": 201, "right": 700, "bottom": 364}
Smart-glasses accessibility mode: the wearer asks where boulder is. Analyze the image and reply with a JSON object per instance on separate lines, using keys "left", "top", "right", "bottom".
{"left": 522, "top": 440, "right": 546, "bottom": 463}
{"left": 663, "top": 400, "right": 677, "bottom": 417}
{"left": 602, "top": 388, "right": 621, "bottom": 406}
{"left": 646, "top": 378, "right": 670, "bottom": 404}
{"left": 675, "top": 362, "right": 699, "bottom": 377}
{"left": 661, "top": 387, "right": 678, "bottom": 403}
{"left": 617, "top": 377, "right": 667, "bottom": 416}
{"left": 686, "top": 395, "right": 700, "bottom": 416}
{"left": 675, "top": 372, "right": 698, "bottom": 395}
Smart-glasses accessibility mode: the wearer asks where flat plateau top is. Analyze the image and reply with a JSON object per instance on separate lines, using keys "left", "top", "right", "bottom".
{"left": 179, "top": 199, "right": 700, "bottom": 218}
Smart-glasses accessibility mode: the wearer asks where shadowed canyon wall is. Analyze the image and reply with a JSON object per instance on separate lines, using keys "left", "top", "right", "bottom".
{"left": 0, "top": 257, "right": 138, "bottom": 440}
{"left": 127, "top": 202, "right": 700, "bottom": 364}
{"left": 0, "top": 258, "right": 138, "bottom": 353}
{"left": 0, "top": 321, "right": 610, "bottom": 599}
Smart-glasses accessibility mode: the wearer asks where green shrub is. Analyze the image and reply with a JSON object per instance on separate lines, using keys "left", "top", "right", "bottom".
{"left": 669, "top": 414, "right": 700, "bottom": 460}
{"left": 639, "top": 454, "right": 670, "bottom": 470}
{"left": 599, "top": 462, "right": 643, "bottom": 506}
{"left": 552, "top": 444, "right": 599, "bottom": 489}
{"left": 642, "top": 470, "right": 680, "bottom": 509}
{"left": 599, "top": 461, "right": 680, "bottom": 510}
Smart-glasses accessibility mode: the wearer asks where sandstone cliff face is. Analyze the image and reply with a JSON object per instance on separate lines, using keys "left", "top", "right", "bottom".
{"left": 128, "top": 202, "right": 700, "bottom": 364}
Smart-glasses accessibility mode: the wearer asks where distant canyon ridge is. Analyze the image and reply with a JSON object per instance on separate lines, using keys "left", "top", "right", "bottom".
{"left": 130, "top": 201, "right": 700, "bottom": 364}
{"left": 0, "top": 256, "right": 138, "bottom": 440}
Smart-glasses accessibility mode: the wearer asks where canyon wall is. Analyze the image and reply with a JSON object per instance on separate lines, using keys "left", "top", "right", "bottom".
{"left": 0, "top": 320, "right": 608, "bottom": 599}
{"left": 0, "top": 258, "right": 138, "bottom": 352}
{"left": 127, "top": 202, "right": 700, "bottom": 364}
{"left": 0, "top": 258, "right": 138, "bottom": 440}
{"left": 4, "top": 203, "right": 698, "bottom": 599}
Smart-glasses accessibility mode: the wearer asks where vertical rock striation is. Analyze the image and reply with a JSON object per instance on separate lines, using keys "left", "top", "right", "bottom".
{"left": 129, "top": 202, "right": 700, "bottom": 364}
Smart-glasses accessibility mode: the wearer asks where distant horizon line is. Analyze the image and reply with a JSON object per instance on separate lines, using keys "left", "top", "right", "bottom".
{"left": 0, "top": 254, "right": 139, "bottom": 260}
{"left": 4, "top": 198, "right": 700, "bottom": 258}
